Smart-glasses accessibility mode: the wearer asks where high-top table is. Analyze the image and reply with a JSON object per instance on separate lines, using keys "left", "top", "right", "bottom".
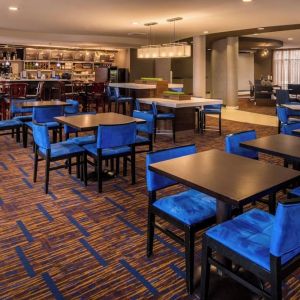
{"left": 55, "top": 112, "right": 145, "bottom": 131}
{"left": 138, "top": 97, "right": 223, "bottom": 132}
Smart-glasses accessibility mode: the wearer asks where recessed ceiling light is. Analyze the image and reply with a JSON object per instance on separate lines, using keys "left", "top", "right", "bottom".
{"left": 258, "top": 27, "right": 264, "bottom": 30}
{"left": 242, "top": 0, "right": 252, "bottom": 2}
{"left": 8, "top": 6, "right": 18, "bottom": 11}
{"left": 288, "top": 37, "right": 294, "bottom": 41}
{"left": 203, "top": 31, "right": 209, "bottom": 34}
{"left": 253, "top": 33, "right": 258, "bottom": 36}
{"left": 132, "top": 22, "right": 139, "bottom": 25}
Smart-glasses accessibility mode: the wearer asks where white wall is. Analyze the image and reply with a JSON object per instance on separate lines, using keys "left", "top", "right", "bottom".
{"left": 238, "top": 52, "right": 254, "bottom": 91}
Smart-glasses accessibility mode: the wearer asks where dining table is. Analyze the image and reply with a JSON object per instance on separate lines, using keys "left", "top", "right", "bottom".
{"left": 148, "top": 149, "right": 300, "bottom": 220}
{"left": 54, "top": 112, "right": 145, "bottom": 131}
{"left": 240, "top": 134, "right": 300, "bottom": 169}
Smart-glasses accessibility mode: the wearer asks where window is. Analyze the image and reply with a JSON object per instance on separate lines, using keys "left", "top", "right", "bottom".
{"left": 273, "top": 50, "right": 300, "bottom": 87}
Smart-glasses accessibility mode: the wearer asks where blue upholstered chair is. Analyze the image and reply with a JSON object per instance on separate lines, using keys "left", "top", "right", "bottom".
{"left": 106, "top": 86, "right": 117, "bottom": 112}
{"left": 113, "top": 87, "right": 133, "bottom": 115}
{"left": 225, "top": 130, "right": 258, "bottom": 160}
{"left": 64, "top": 99, "right": 79, "bottom": 115}
{"left": 200, "top": 198, "right": 300, "bottom": 300}
{"left": 276, "top": 89, "right": 300, "bottom": 107}
{"left": 135, "top": 99, "right": 152, "bottom": 114}
{"left": 277, "top": 106, "right": 300, "bottom": 134}
{"left": 10, "top": 99, "right": 36, "bottom": 122}
{"left": 32, "top": 123, "right": 85, "bottom": 194}
{"left": 0, "top": 119, "right": 22, "bottom": 143}
{"left": 132, "top": 110, "right": 154, "bottom": 153}
{"left": 64, "top": 112, "right": 96, "bottom": 146}
{"left": 83, "top": 122, "right": 136, "bottom": 193}
{"left": 281, "top": 122, "right": 300, "bottom": 136}
{"left": 151, "top": 102, "right": 176, "bottom": 143}
{"left": 201, "top": 104, "right": 222, "bottom": 135}
{"left": 24, "top": 106, "right": 64, "bottom": 148}
{"left": 146, "top": 145, "right": 216, "bottom": 294}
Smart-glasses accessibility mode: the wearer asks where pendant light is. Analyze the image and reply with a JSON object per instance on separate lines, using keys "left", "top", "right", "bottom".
{"left": 137, "top": 17, "right": 191, "bottom": 59}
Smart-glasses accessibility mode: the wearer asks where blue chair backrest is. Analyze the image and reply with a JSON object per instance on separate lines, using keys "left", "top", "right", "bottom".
{"left": 133, "top": 110, "right": 154, "bottom": 134}
{"left": 276, "top": 106, "right": 289, "bottom": 124}
{"left": 204, "top": 104, "right": 222, "bottom": 111}
{"left": 32, "top": 123, "right": 50, "bottom": 150}
{"left": 281, "top": 122, "right": 300, "bottom": 135}
{"left": 276, "top": 90, "right": 290, "bottom": 105}
{"left": 113, "top": 87, "right": 120, "bottom": 98}
{"left": 135, "top": 99, "right": 141, "bottom": 111}
{"left": 225, "top": 130, "right": 258, "bottom": 159}
{"left": 151, "top": 102, "right": 158, "bottom": 116}
{"left": 64, "top": 99, "right": 79, "bottom": 115}
{"left": 33, "top": 106, "right": 64, "bottom": 123}
{"left": 270, "top": 200, "right": 300, "bottom": 263}
{"left": 146, "top": 144, "right": 196, "bottom": 192}
{"left": 97, "top": 122, "right": 136, "bottom": 149}
{"left": 10, "top": 99, "right": 35, "bottom": 115}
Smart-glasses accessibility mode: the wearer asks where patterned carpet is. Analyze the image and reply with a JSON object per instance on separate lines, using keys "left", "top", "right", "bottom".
{"left": 0, "top": 116, "right": 299, "bottom": 300}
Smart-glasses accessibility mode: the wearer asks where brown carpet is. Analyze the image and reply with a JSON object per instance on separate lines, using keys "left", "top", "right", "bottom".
{"left": 0, "top": 116, "right": 299, "bottom": 299}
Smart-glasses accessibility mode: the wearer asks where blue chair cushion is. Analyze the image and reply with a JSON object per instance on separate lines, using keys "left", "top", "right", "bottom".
{"left": 66, "top": 135, "right": 96, "bottom": 146}
{"left": 135, "top": 135, "right": 150, "bottom": 144}
{"left": 83, "top": 143, "right": 131, "bottom": 157}
{"left": 13, "top": 115, "right": 33, "bottom": 122}
{"left": 157, "top": 113, "right": 175, "bottom": 119}
{"left": 206, "top": 209, "right": 274, "bottom": 271}
{"left": 153, "top": 189, "right": 216, "bottom": 226}
{"left": 289, "top": 186, "right": 300, "bottom": 197}
{"left": 0, "top": 119, "right": 22, "bottom": 129}
{"left": 39, "top": 142, "right": 84, "bottom": 159}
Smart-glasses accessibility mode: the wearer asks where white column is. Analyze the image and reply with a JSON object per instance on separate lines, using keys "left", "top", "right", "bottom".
{"left": 211, "top": 37, "right": 239, "bottom": 108}
{"left": 226, "top": 37, "right": 238, "bottom": 108}
{"left": 193, "top": 35, "right": 206, "bottom": 97}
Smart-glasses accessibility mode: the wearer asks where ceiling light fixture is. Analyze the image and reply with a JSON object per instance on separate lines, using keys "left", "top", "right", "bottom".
{"left": 132, "top": 22, "right": 139, "bottom": 25}
{"left": 8, "top": 6, "right": 18, "bottom": 11}
{"left": 258, "top": 27, "right": 264, "bottom": 30}
{"left": 203, "top": 31, "right": 209, "bottom": 34}
{"left": 242, "top": 0, "right": 252, "bottom": 2}
{"left": 137, "top": 17, "right": 191, "bottom": 59}
{"left": 288, "top": 37, "right": 294, "bottom": 41}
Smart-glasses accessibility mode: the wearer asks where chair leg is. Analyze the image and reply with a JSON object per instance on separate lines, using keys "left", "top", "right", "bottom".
{"left": 123, "top": 157, "right": 127, "bottom": 176}
{"left": 270, "top": 260, "right": 282, "bottom": 300}
{"left": 33, "top": 148, "right": 38, "bottom": 183}
{"left": 23, "top": 125, "right": 28, "bottom": 148}
{"left": 154, "top": 119, "right": 157, "bottom": 142}
{"left": 84, "top": 153, "right": 87, "bottom": 186}
{"left": 16, "top": 127, "right": 20, "bottom": 143}
{"left": 200, "top": 236, "right": 212, "bottom": 300}
{"left": 172, "top": 119, "right": 176, "bottom": 143}
{"left": 219, "top": 113, "right": 222, "bottom": 135}
{"left": 45, "top": 158, "right": 50, "bottom": 194}
{"left": 76, "top": 156, "right": 80, "bottom": 178}
{"left": 116, "top": 157, "right": 120, "bottom": 175}
{"left": 131, "top": 150, "right": 136, "bottom": 185}
{"left": 97, "top": 158, "right": 103, "bottom": 193}
{"left": 185, "top": 230, "right": 195, "bottom": 295}
{"left": 68, "top": 158, "right": 72, "bottom": 174}
{"left": 146, "top": 208, "right": 155, "bottom": 257}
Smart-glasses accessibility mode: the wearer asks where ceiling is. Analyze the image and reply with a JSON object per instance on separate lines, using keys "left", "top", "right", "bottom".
{"left": 0, "top": 0, "right": 300, "bottom": 48}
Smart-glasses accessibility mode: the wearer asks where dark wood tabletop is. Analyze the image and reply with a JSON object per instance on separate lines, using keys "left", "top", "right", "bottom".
{"left": 149, "top": 149, "right": 300, "bottom": 221}
{"left": 55, "top": 112, "right": 145, "bottom": 131}
{"left": 241, "top": 134, "right": 300, "bottom": 161}
{"left": 21, "top": 100, "right": 71, "bottom": 108}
